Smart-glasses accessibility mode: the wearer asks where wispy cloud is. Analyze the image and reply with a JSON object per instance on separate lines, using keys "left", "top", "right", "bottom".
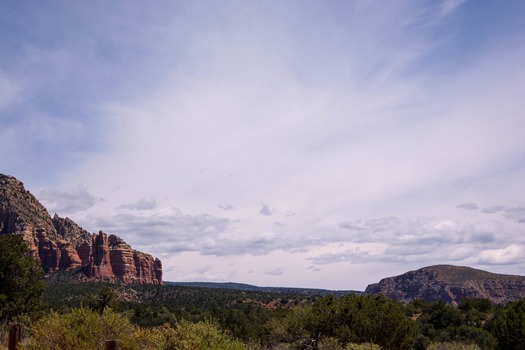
{"left": 0, "top": 73, "right": 21, "bottom": 109}
{"left": 3, "top": 0, "right": 525, "bottom": 289}
{"left": 440, "top": 0, "right": 468, "bottom": 16}
{"left": 482, "top": 206, "right": 506, "bottom": 214}
{"left": 259, "top": 202, "right": 273, "bottom": 216}
{"left": 264, "top": 268, "right": 284, "bottom": 276}
{"left": 457, "top": 202, "right": 479, "bottom": 210}
{"left": 119, "top": 199, "right": 157, "bottom": 210}
{"left": 219, "top": 203, "right": 234, "bottom": 211}
{"left": 39, "top": 185, "right": 101, "bottom": 215}
{"left": 481, "top": 205, "right": 525, "bottom": 224}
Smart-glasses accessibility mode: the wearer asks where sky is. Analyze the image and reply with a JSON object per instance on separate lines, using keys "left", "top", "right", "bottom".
{"left": 1, "top": 0, "right": 525, "bottom": 290}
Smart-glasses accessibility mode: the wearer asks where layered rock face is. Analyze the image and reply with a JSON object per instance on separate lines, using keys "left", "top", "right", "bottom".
{"left": 365, "top": 265, "right": 525, "bottom": 304}
{"left": 0, "top": 174, "right": 162, "bottom": 284}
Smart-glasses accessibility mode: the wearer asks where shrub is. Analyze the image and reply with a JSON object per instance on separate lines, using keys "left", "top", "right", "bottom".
{"left": 345, "top": 343, "right": 382, "bottom": 350}
{"left": 21, "top": 308, "right": 136, "bottom": 350}
{"left": 427, "top": 342, "right": 481, "bottom": 350}
{"left": 20, "top": 307, "right": 247, "bottom": 350}
{"left": 170, "top": 319, "right": 247, "bottom": 350}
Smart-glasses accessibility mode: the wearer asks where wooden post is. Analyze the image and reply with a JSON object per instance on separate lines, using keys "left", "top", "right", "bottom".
{"left": 105, "top": 340, "right": 120, "bottom": 350}
{"left": 8, "top": 323, "right": 22, "bottom": 350}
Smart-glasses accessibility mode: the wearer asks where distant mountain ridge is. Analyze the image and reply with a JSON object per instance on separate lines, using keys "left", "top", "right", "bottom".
{"left": 365, "top": 264, "right": 525, "bottom": 304}
{"left": 166, "top": 281, "right": 359, "bottom": 297}
{"left": 0, "top": 174, "right": 162, "bottom": 284}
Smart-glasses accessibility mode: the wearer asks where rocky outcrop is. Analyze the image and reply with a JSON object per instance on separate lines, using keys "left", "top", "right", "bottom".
{"left": 106, "top": 234, "right": 161, "bottom": 284}
{"left": 365, "top": 265, "right": 525, "bottom": 304}
{"left": 52, "top": 214, "right": 92, "bottom": 264}
{"left": 88, "top": 231, "right": 114, "bottom": 278}
{"left": 0, "top": 174, "right": 162, "bottom": 284}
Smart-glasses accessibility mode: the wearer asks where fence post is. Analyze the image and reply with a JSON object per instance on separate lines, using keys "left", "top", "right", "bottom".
{"left": 106, "top": 340, "right": 120, "bottom": 350}
{"left": 8, "top": 323, "right": 22, "bottom": 350}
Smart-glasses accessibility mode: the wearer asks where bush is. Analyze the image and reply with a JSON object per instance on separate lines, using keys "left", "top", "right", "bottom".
{"left": 303, "top": 294, "right": 416, "bottom": 349}
{"left": 169, "top": 319, "right": 247, "bottom": 350}
{"left": 20, "top": 307, "right": 247, "bottom": 350}
{"left": 427, "top": 342, "right": 481, "bottom": 350}
{"left": 21, "top": 308, "right": 136, "bottom": 350}
{"left": 345, "top": 343, "right": 382, "bottom": 350}
{"left": 487, "top": 298, "right": 525, "bottom": 350}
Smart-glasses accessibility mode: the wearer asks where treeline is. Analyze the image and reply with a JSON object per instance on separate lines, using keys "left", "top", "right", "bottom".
{"left": 2, "top": 234, "right": 525, "bottom": 349}
{"left": 40, "top": 280, "right": 525, "bottom": 349}
{"left": 12, "top": 283, "right": 525, "bottom": 350}
{"left": 5, "top": 288, "right": 525, "bottom": 349}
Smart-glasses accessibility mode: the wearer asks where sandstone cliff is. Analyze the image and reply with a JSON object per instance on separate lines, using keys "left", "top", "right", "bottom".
{"left": 365, "top": 265, "right": 525, "bottom": 304}
{"left": 0, "top": 174, "right": 162, "bottom": 284}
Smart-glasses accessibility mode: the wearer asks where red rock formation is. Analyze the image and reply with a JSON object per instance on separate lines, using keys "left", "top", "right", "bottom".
{"left": 36, "top": 228, "right": 61, "bottom": 271}
{"left": 0, "top": 174, "right": 162, "bottom": 284}
{"left": 133, "top": 251, "right": 163, "bottom": 284}
{"left": 154, "top": 258, "right": 163, "bottom": 284}
{"left": 108, "top": 234, "right": 137, "bottom": 283}
{"left": 58, "top": 241, "right": 82, "bottom": 270}
{"left": 87, "top": 231, "right": 114, "bottom": 278}
{"left": 76, "top": 241, "right": 93, "bottom": 265}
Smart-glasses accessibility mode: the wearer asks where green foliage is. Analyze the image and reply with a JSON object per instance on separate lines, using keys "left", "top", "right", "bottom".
{"left": 218, "top": 303, "right": 270, "bottom": 342}
{"left": 414, "top": 299, "right": 497, "bottom": 350}
{"left": 413, "top": 334, "right": 432, "bottom": 350}
{"left": 130, "top": 320, "right": 249, "bottom": 350}
{"left": 0, "top": 234, "right": 46, "bottom": 322}
{"left": 38, "top": 280, "right": 525, "bottom": 349}
{"left": 271, "top": 294, "right": 417, "bottom": 349}
{"left": 427, "top": 342, "right": 481, "bottom": 350}
{"left": 21, "top": 307, "right": 247, "bottom": 350}
{"left": 82, "top": 286, "right": 117, "bottom": 315}
{"left": 46, "top": 281, "right": 301, "bottom": 344}
{"left": 266, "top": 304, "right": 311, "bottom": 345}
{"left": 345, "top": 343, "right": 382, "bottom": 350}
{"left": 21, "top": 307, "right": 136, "bottom": 350}
{"left": 459, "top": 299, "right": 493, "bottom": 314}
{"left": 487, "top": 298, "right": 525, "bottom": 350}
{"left": 130, "top": 304, "right": 177, "bottom": 328}
{"left": 168, "top": 319, "right": 248, "bottom": 350}
{"left": 426, "top": 301, "right": 463, "bottom": 330}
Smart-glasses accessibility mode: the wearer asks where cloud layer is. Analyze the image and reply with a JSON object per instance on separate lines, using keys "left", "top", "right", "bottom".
{"left": 2, "top": 1, "right": 525, "bottom": 289}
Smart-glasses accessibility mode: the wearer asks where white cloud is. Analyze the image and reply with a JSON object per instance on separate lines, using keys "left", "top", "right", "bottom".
{"left": 468, "top": 244, "right": 525, "bottom": 265}
{"left": 4, "top": 1, "right": 525, "bottom": 289}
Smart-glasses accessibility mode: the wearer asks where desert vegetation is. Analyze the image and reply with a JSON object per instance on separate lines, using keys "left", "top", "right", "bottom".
{"left": 2, "top": 238, "right": 525, "bottom": 349}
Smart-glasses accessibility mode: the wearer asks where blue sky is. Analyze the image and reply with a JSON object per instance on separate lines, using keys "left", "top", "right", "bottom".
{"left": 2, "top": 0, "right": 525, "bottom": 290}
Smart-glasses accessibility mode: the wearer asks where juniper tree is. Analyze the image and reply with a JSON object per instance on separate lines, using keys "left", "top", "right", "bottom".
{"left": 0, "top": 234, "right": 46, "bottom": 321}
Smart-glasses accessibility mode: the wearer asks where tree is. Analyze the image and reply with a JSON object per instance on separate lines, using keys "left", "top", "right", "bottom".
{"left": 83, "top": 286, "right": 116, "bottom": 315}
{"left": 489, "top": 298, "right": 525, "bottom": 350}
{"left": 0, "top": 234, "right": 47, "bottom": 321}
{"left": 299, "top": 294, "right": 417, "bottom": 349}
